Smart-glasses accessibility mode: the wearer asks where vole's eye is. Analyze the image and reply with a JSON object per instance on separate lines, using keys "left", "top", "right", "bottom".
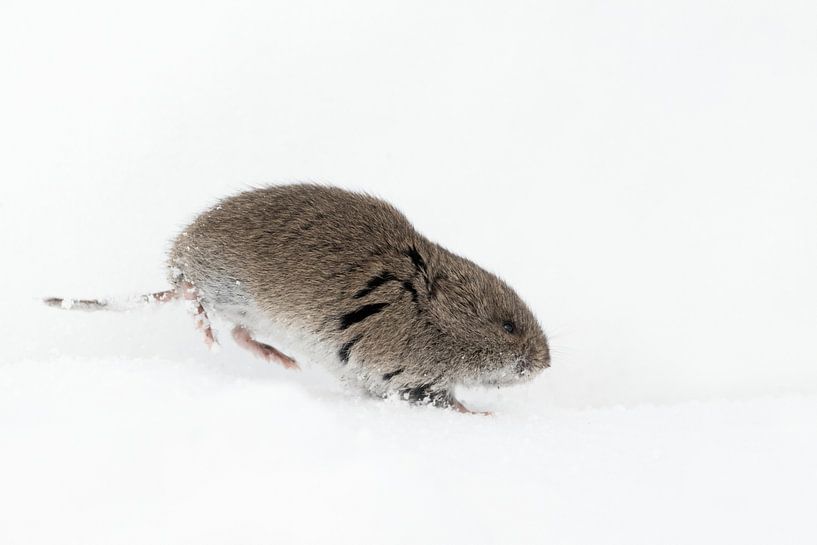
{"left": 502, "top": 320, "right": 516, "bottom": 334}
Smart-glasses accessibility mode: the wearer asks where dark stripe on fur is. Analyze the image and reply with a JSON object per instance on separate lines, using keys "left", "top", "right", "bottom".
{"left": 339, "top": 302, "right": 390, "bottom": 330}
{"left": 405, "top": 246, "right": 427, "bottom": 275}
{"left": 401, "top": 280, "right": 418, "bottom": 303}
{"left": 338, "top": 335, "right": 362, "bottom": 364}
{"left": 382, "top": 368, "right": 404, "bottom": 381}
{"left": 353, "top": 271, "right": 397, "bottom": 299}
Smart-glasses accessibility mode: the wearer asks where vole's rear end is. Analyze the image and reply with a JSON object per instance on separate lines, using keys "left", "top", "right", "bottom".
{"left": 167, "top": 185, "right": 429, "bottom": 379}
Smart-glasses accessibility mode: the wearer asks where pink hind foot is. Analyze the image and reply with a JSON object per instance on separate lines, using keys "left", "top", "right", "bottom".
{"left": 193, "top": 302, "right": 217, "bottom": 349}
{"left": 231, "top": 326, "right": 299, "bottom": 370}
{"left": 173, "top": 281, "right": 217, "bottom": 349}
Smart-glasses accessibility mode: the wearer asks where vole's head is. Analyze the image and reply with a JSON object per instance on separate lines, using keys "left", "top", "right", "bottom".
{"left": 420, "top": 247, "right": 550, "bottom": 386}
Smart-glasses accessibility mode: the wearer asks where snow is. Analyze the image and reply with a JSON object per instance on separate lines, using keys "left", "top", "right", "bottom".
{"left": 2, "top": 1, "right": 817, "bottom": 544}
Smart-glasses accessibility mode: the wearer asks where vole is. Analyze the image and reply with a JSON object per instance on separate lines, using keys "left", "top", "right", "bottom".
{"left": 45, "top": 184, "right": 551, "bottom": 413}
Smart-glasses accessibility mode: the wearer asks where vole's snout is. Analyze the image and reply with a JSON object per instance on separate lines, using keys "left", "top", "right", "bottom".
{"left": 515, "top": 350, "right": 550, "bottom": 378}
{"left": 520, "top": 340, "right": 551, "bottom": 376}
{"left": 541, "top": 343, "right": 551, "bottom": 368}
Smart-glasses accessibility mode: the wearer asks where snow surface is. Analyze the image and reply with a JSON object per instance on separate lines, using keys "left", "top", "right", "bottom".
{"left": 2, "top": 1, "right": 817, "bottom": 544}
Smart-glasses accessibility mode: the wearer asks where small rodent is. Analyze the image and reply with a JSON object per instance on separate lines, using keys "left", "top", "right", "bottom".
{"left": 46, "top": 184, "right": 550, "bottom": 413}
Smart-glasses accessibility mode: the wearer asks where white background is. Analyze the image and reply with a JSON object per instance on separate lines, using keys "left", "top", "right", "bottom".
{"left": 1, "top": 1, "right": 816, "bottom": 544}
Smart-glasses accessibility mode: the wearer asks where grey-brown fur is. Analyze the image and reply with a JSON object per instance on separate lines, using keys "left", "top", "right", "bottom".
{"left": 168, "top": 184, "right": 550, "bottom": 408}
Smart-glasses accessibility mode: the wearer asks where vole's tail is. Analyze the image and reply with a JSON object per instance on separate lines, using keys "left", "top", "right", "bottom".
{"left": 43, "top": 290, "right": 178, "bottom": 312}
{"left": 44, "top": 283, "right": 217, "bottom": 349}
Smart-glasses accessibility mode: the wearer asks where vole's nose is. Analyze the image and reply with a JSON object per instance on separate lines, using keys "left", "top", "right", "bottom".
{"left": 516, "top": 339, "right": 551, "bottom": 374}
{"left": 532, "top": 357, "right": 550, "bottom": 371}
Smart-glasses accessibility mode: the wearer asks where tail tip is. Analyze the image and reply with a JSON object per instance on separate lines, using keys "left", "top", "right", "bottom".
{"left": 44, "top": 296, "right": 79, "bottom": 310}
{"left": 43, "top": 297, "right": 65, "bottom": 308}
{"left": 43, "top": 297, "right": 108, "bottom": 311}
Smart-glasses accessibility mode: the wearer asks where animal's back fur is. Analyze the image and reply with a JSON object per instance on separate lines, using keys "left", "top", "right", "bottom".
{"left": 170, "top": 185, "right": 416, "bottom": 309}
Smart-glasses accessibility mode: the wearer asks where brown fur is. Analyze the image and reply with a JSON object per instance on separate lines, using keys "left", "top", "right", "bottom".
{"left": 168, "top": 184, "right": 550, "bottom": 408}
